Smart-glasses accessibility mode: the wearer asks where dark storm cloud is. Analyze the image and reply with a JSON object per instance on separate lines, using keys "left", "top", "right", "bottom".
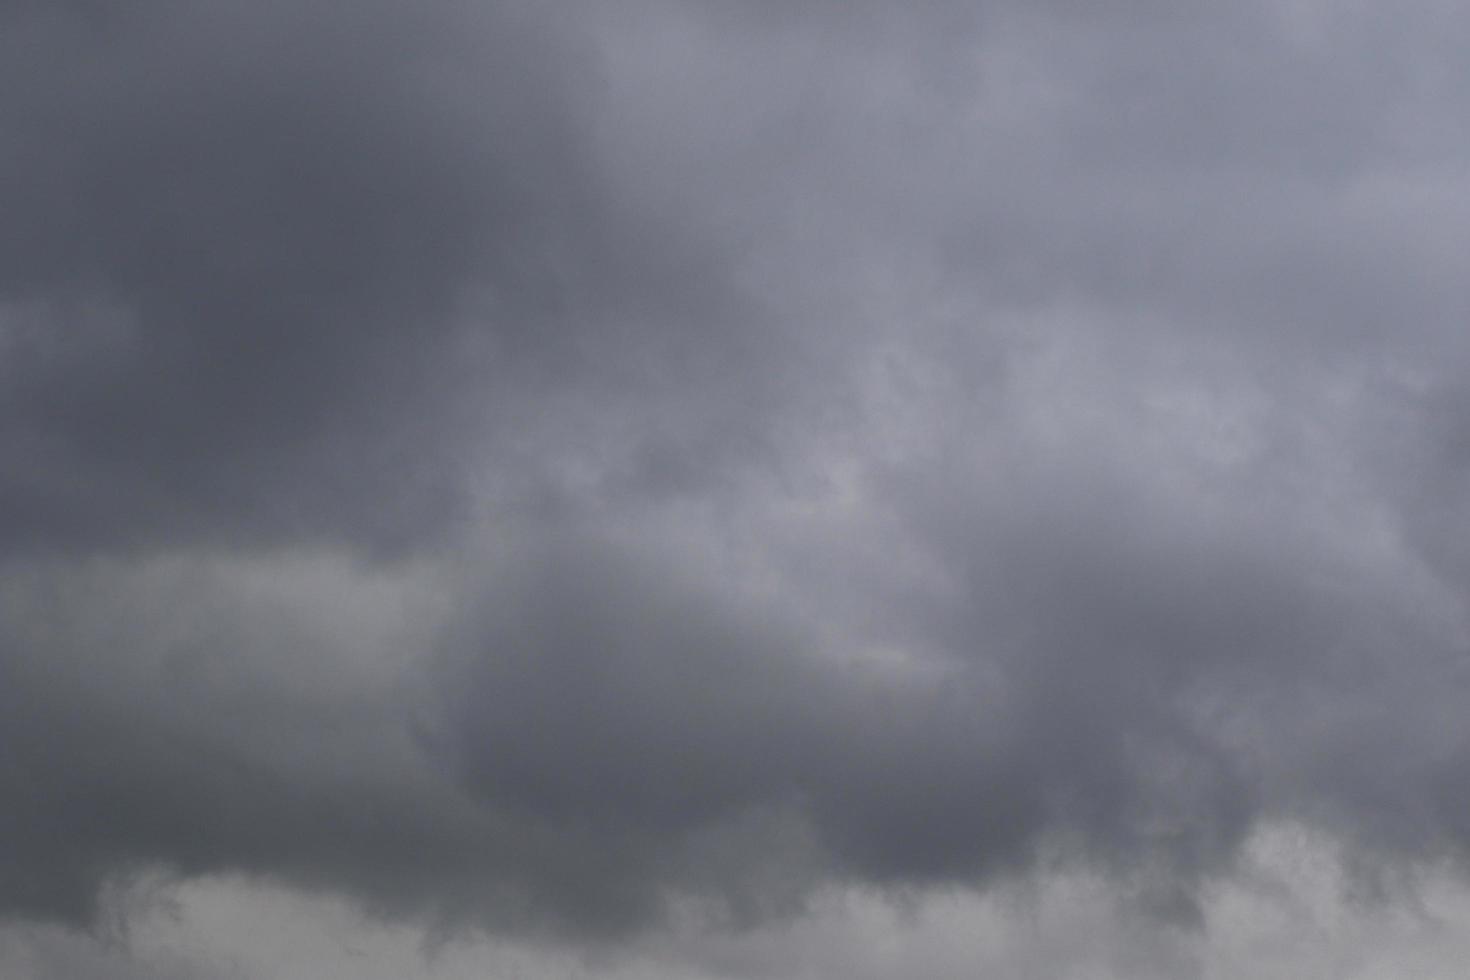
{"left": 0, "top": 531, "right": 1216, "bottom": 936}
{"left": 429, "top": 533, "right": 1040, "bottom": 885}
{"left": 0, "top": 0, "right": 785, "bottom": 554}
{"left": 8, "top": 0, "right": 1470, "bottom": 970}
{"left": 0, "top": 550, "right": 823, "bottom": 936}
{"left": 0, "top": 0, "right": 566, "bottom": 551}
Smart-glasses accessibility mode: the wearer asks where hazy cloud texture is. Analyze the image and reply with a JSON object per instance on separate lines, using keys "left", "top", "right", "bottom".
{"left": 6, "top": 0, "right": 1470, "bottom": 975}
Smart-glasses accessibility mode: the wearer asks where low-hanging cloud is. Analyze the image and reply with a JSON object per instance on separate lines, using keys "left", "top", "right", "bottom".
{"left": 6, "top": 0, "right": 1470, "bottom": 974}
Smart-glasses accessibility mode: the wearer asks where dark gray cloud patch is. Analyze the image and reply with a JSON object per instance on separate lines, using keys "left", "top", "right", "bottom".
{"left": 0, "top": 0, "right": 832, "bottom": 558}
{"left": 0, "top": 0, "right": 597, "bottom": 553}
{"left": 429, "top": 535, "right": 1042, "bottom": 887}
{"left": 0, "top": 550, "right": 828, "bottom": 936}
{"left": 427, "top": 523, "right": 1266, "bottom": 904}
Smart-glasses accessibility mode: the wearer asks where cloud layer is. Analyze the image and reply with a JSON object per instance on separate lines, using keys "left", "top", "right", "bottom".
{"left": 6, "top": 0, "right": 1470, "bottom": 974}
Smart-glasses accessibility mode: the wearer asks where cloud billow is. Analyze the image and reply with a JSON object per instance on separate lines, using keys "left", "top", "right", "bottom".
{"left": 6, "top": 0, "right": 1470, "bottom": 973}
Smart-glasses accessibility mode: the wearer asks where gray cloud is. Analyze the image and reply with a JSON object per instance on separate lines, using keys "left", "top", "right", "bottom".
{"left": 1, "top": 0, "right": 543, "bottom": 550}
{"left": 0, "top": 0, "right": 784, "bottom": 554}
{"left": 7, "top": 0, "right": 1470, "bottom": 975}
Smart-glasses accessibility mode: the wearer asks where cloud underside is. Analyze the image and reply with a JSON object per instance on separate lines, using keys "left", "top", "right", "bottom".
{"left": 6, "top": 0, "right": 1470, "bottom": 962}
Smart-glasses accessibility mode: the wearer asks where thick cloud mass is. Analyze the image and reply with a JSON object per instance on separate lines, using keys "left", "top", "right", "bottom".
{"left": 6, "top": 0, "right": 1470, "bottom": 974}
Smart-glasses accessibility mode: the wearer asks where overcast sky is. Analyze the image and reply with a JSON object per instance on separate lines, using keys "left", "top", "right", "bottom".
{"left": 6, "top": 0, "right": 1470, "bottom": 977}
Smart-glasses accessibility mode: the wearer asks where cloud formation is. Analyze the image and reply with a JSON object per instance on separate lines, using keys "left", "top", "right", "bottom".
{"left": 6, "top": 0, "right": 1470, "bottom": 974}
